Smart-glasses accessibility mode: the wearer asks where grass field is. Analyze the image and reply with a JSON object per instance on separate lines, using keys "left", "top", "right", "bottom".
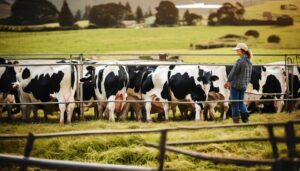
{"left": 0, "top": 1, "right": 300, "bottom": 170}
{"left": 0, "top": 111, "right": 299, "bottom": 171}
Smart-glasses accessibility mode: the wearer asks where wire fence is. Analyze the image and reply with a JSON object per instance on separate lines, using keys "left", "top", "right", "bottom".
{"left": 0, "top": 53, "right": 299, "bottom": 115}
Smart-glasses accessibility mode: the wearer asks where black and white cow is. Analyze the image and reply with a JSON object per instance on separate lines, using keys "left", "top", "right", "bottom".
{"left": 126, "top": 65, "right": 157, "bottom": 121}
{"left": 80, "top": 64, "right": 129, "bottom": 122}
{"left": 141, "top": 66, "right": 172, "bottom": 122}
{"left": 168, "top": 65, "right": 217, "bottom": 121}
{"left": 0, "top": 58, "right": 19, "bottom": 119}
{"left": 241, "top": 65, "right": 286, "bottom": 113}
{"left": 203, "top": 66, "right": 230, "bottom": 120}
{"left": 15, "top": 60, "right": 78, "bottom": 123}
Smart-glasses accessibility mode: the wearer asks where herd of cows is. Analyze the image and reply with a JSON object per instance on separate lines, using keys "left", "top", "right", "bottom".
{"left": 0, "top": 58, "right": 299, "bottom": 123}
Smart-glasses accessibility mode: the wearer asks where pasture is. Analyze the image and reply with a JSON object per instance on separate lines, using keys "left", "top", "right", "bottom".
{"left": 0, "top": 0, "right": 300, "bottom": 170}
{"left": 0, "top": 112, "right": 300, "bottom": 171}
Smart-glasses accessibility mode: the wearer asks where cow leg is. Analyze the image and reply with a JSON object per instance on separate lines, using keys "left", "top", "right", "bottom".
{"left": 222, "top": 103, "right": 229, "bottom": 120}
{"left": 59, "top": 104, "right": 66, "bottom": 124}
{"left": 208, "top": 105, "right": 216, "bottom": 121}
{"left": 195, "top": 104, "right": 202, "bottom": 121}
{"left": 21, "top": 105, "right": 27, "bottom": 121}
{"left": 171, "top": 104, "right": 176, "bottom": 120}
{"left": 96, "top": 102, "right": 104, "bottom": 119}
{"left": 66, "top": 103, "right": 75, "bottom": 123}
{"left": 107, "top": 96, "right": 116, "bottom": 122}
{"left": 119, "top": 102, "right": 130, "bottom": 121}
{"left": 145, "top": 101, "right": 152, "bottom": 122}
{"left": 163, "top": 102, "right": 169, "bottom": 121}
{"left": 32, "top": 105, "right": 38, "bottom": 122}
{"left": 275, "top": 100, "right": 284, "bottom": 113}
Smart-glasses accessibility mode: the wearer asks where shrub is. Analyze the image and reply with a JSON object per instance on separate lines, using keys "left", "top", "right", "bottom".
{"left": 245, "top": 30, "right": 259, "bottom": 38}
{"left": 268, "top": 35, "right": 280, "bottom": 43}
{"left": 277, "top": 15, "right": 294, "bottom": 26}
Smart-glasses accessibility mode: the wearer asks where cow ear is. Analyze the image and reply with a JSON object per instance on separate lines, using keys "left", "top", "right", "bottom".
{"left": 262, "top": 66, "right": 266, "bottom": 72}
{"left": 86, "top": 66, "right": 95, "bottom": 71}
{"left": 211, "top": 75, "right": 219, "bottom": 81}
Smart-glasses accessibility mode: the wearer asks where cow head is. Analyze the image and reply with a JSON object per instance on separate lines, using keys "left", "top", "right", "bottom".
{"left": 197, "top": 68, "right": 219, "bottom": 98}
{"left": 80, "top": 66, "right": 95, "bottom": 85}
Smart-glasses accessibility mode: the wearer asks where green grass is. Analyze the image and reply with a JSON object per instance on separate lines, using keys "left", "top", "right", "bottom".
{"left": 0, "top": 111, "right": 299, "bottom": 170}
{"left": 245, "top": 0, "right": 300, "bottom": 22}
{"left": 0, "top": 24, "right": 299, "bottom": 64}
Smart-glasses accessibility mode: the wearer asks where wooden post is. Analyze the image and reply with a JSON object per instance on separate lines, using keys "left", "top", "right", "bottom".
{"left": 281, "top": 122, "right": 297, "bottom": 171}
{"left": 158, "top": 129, "right": 167, "bottom": 171}
{"left": 20, "top": 133, "right": 35, "bottom": 171}
{"left": 159, "top": 53, "right": 167, "bottom": 61}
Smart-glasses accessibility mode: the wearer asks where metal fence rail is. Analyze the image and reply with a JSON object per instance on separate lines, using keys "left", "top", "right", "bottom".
{"left": 0, "top": 53, "right": 299, "bottom": 111}
{"left": 0, "top": 120, "right": 299, "bottom": 171}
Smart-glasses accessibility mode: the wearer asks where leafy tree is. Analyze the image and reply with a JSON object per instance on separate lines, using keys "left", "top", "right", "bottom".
{"left": 83, "top": 5, "right": 91, "bottom": 20}
{"left": 208, "top": 2, "right": 245, "bottom": 25}
{"left": 184, "top": 10, "right": 202, "bottom": 25}
{"left": 208, "top": 12, "right": 218, "bottom": 25}
{"left": 183, "top": 9, "right": 190, "bottom": 22}
{"left": 135, "top": 5, "right": 143, "bottom": 23}
{"left": 155, "top": 1, "right": 178, "bottom": 26}
{"left": 3, "top": 0, "right": 58, "bottom": 25}
{"left": 58, "top": 0, "right": 75, "bottom": 27}
{"left": 75, "top": 9, "right": 82, "bottom": 21}
{"left": 89, "top": 3, "right": 127, "bottom": 27}
{"left": 235, "top": 2, "right": 245, "bottom": 20}
{"left": 125, "top": 2, "right": 134, "bottom": 20}
{"left": 125, "top": 2, "right": 132, "bottom": 12}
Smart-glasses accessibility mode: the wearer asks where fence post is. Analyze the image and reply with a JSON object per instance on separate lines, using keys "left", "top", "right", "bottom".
{"left": 158, "top": 129, "right": 167, "bottom": 171}
{"left": 79, "top": 53, "right": 85, "bottom": 121}
{"left": 280, "top": 121, "right": 297, "bottom": 171}
{"left": 159, "top": 53, "right": 167, "bottom": 61}
{"left": 267, "top": 125, "right": 280, "bottom": 171}
{"left": 20, "top": 133, "right": 35, "bottom": 171}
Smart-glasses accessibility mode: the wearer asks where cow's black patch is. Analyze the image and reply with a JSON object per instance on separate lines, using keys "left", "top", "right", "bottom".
{"left": 0, "top": 60, "right": 17, "bottom": 93}
{"left": 209, "top": 82, "right": 220, "bottom": 93}
{"left": 22, "top": 68, "right": 30, "bottom": 79}
{"left": 71, "top": 65, "right": 76, "bottom": 89}
{"left": 97, "top": 69, "right": 104, "bottom": 94}
{"left": 83, "top": 82, "right": 96, "bottom": 101}
{"left": 169, "top": 65, "right": 175, "bottom": 70}
{"left": 169, "top": 73, "right": 195, "bottom": 99}
{"left": 289, "top": 74, "right": 300, "bottom": 98}
{"left": 23, "top": 71, "right": 64, "bottom": 102}
{"left": 260, "top": 74, "right": 281, "bottom": 112}
{"left": 262, "top": 74, "right": 281, "bottom": 98}
{"left": 250, "top": 66, "right": 262, "bottom": 91}
{"left": 118, "top": 66, "right": 128, "bottom": 89}
{"left": 0, "top": 58, "right": 5, "bottom": 64}
{"left": 161, "top": 82, "right": 171, "bottom": 100}
{"left": 104, "top": 70, "right": 126, "bottom": 98}
{"left": 191, "top": 84, "right": 206, "bottom": 108}
{"left": 141, "top": 74, "right": 154, "bottom": 94}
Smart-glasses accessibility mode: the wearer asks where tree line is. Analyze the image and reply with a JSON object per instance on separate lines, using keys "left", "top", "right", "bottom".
{"left": 0, "top": 0, "right": 201, "bottom": 28}
{"left": 0, "top": 0, "right": 293, "bottom": 28}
